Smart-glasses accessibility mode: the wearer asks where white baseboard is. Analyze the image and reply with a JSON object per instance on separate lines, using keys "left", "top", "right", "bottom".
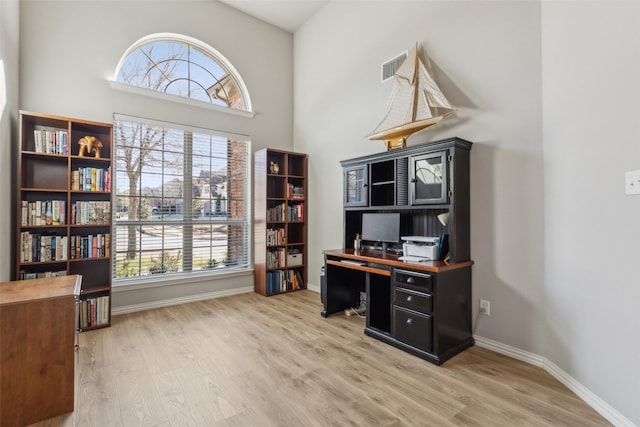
{"left": 474, "top": 335, "right": 636, "bottom": 427}
{"left": 306, "top": 283, "right": 320, "bottom": 293}
{"left": 112, "top": 286, "right": 254, "bottom": 315}
{"left": 113, "top": 283, "right": 320, "bottom": 316}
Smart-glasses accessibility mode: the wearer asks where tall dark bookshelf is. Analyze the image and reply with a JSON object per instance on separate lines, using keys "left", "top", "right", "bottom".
{"left": 16, "top": 110, "right": 113, "bottom": 330}
{"left": 254, "top": 148, "right": 307, "bottom": 296}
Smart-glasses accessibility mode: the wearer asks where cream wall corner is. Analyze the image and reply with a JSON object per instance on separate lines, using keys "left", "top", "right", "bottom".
{"left": 0, "top": 0, "right": 19, "bottom": 282}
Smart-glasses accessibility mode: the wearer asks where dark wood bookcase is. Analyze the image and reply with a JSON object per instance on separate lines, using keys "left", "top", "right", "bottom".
{"left": 341, "top": 137, "right": 472, "bottom": 263}
{"left": 254, "top": 148, "right": 307, "bottom": 296}
{"left": 321, "top": 137, "right": 474, "bottom": 364}
{"left": 16, "top": 111, "right": 113, "bottom": 330}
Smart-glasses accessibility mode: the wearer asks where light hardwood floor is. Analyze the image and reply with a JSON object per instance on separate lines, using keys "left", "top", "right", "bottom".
{"left": 30, "top": 290, "right": 610, "bottom": 426}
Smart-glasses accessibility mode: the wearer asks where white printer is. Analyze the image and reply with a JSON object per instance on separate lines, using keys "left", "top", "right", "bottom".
{"left": 399, "top": 236, "right": 440, "bottom": 261}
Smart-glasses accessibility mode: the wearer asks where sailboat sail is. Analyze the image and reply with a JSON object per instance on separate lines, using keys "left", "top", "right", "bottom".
{"left": 369, "top": 44, "right": 454, "bottom": 149}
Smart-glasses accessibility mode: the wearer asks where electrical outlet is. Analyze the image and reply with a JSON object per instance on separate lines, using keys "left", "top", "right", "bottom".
{"left": 625, "top": 170, "right": 640, "bottom": 195}
{"left": 480, "top": 299, "right": 491, "bottom": 316}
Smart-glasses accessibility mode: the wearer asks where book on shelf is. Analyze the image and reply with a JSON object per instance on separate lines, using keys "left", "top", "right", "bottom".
{"left": 33, "top": 128, "right": 68, "bottom": 155}
{"left": 71, "top": 201, "right": 111, "bottom": 224}
{"left": 19, "top": 269, "right": 67, "bottom": 280}
{"left": 266, "top": 228, "right": 286, "bottom": 246}
{"left": 287, "top": 203, "right": 304, "bottom": 222}
{"left": 71, "top": 166, "right": 111, "bottom": 191}
{"left": 79, "top": 295, "right": 110, "bottom": 328}
{"left": 70, "top": 233, "right": 110, "bottom": 259}
{"left": 287, "top": 270, "right": 304, "bottom": 290}
{"left": 287, "top": 269, "right": 305, "bottom": 290}
{"left": 19, "top": 232, "right": 68, "bottom": 263}
{"left": 21, "top": 200, "right": 67, "bottom": 226}
{"left": 267, "top": 248, "right": 286, "bottom": 269}
{"left": 267, "top": 203, "right": 286, "bottom": 222}
{"left": 295, "top": 270, "right": 304, "bottom": 289}
{"left": 265, "top": 269, "right": 305, "bottom": 293}
{"left": 287, "top": 183, "right": 304, "bottom": 200}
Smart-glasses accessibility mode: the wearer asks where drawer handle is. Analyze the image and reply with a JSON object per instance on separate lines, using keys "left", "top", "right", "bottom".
{"left": 406, "top": 318, "right": 413, "bottom": 325}
{"left": 406, "top": 277, "right": 415, "bottom": 284}
{"left": 406, "top": 295, "right": 413, "bottom": 303}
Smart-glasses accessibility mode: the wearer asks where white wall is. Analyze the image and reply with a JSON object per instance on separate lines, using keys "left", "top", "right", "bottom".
{"left": 0, "top": 0, "right": 19, "bottom": 282}
{"left": 18, "top": 0, "right": 294, "bottom": 306}
{"left": 295, "top": 1, "right": 638, "bottom": 425}
{"left": 294, "top": 0, "right": 545, "bottom": 350}
{"left": 542, "top": 2, "right": 640, "bottom": 424}
{"left": 19, "top": 0, "right": 292, "bottom": 149}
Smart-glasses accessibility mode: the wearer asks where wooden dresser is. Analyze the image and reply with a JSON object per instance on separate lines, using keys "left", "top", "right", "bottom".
{"left": 0, "top": 275, "right": 81, "bottom": 427}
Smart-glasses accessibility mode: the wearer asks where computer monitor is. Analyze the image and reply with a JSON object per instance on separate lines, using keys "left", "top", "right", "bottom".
{"left": 361, "top": 212, "right": 400, "bottom": 253}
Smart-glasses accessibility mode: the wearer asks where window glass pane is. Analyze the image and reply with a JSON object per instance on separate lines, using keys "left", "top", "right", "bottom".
{"left": 193, "top": 138, "right": 212, "bottom": 157}
{"left": 114, "top": 118, "right": 250, "bottom": 280}
{"left": 116, "top": 38, "right": 249, "bottom": 112}
{"left": 163, "top": 154, "right": 184, "bottom": 176}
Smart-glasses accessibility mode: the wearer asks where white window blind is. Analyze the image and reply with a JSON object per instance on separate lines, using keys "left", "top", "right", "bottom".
{"left": 113, "top": 115, "right": 251, "bottom": 280}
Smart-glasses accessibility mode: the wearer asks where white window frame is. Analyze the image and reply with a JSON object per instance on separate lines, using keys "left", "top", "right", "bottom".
{"left": 110, "top": 32, "right": 255, "bottom": 118}
{"left": 112, "top": 115, "right": 252, "bottom": 287}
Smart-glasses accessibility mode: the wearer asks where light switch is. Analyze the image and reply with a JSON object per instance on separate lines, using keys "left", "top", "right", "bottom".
{"left": 625, "top": 170, "right": 640, "bottom": 195}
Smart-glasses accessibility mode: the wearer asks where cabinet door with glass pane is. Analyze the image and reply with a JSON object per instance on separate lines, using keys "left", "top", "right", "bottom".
{"left": 343, "top": 164, "right": 368, "bottom": 207}
{"left": 409, "top": 151, "right": 448, "bottom": 205}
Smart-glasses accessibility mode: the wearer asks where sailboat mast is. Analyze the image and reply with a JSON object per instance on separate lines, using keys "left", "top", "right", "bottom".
{"left": 411, "top": 44, "right": 420, "bottom": 123}
{"left": 367, "top": 42, "right": 455, "bottom": 150}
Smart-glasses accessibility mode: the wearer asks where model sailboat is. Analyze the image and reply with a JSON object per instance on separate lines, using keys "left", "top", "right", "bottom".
{"left": 368, "top": 43, "right": 455, "bottom": 150}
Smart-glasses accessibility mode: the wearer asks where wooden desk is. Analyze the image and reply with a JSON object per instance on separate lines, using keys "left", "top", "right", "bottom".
{"left": 322, "top": 249, "right": 474, "bottom": 365}
{"left": 0, "top": 275, "right": 81, "bottom": 427}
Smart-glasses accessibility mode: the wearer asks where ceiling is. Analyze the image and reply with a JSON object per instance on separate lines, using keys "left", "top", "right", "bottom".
{"left": 218, "top": 0, "right": 328, "bottom": 33}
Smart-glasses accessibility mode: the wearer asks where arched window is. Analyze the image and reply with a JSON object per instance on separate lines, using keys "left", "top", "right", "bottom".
{"left": 111, "top": 34, "right": 253, "bottom": 283}
{"left": 114, "top": 33, "right": 251, "bottom": 112}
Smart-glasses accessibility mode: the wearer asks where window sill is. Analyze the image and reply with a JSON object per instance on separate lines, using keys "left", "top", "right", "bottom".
{"left": 112, "top": 267, "right": 254, "bottom": 292}
{"left": 109, "top": 80, "right": 256, "bottom": 119}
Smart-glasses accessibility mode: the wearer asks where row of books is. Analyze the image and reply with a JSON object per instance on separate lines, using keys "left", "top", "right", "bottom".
{"left": 21, "top": 200, "right": 66, "bottom": 226}
{"left": 267, "top": 248, "right": 286, "bottom": 269}
{"left": 266, "top": 269, "right": 304, "bottom": 294}
{"left": 18, "top": 269, "right": 67, "bottom": 280}
{"left": 20, "top": 233, "right": 68, "bottom": 263}
{"left": 289, "top": 270, "right": 304, "bottom": 290}
{"left": 266, "top": 228, "right": 286, "bottom": 246}
{"left": 72, "top": 201, "right": 111, "bottom": 225}
{"left": 267, "top": 202, "right": 305, "bottom": 222}
{"left": 19, "top": 233, "right": 112, "bottom": 263}
{"left": 71, "top": 166, "right": 111, "bottom": 192}
{"left": 287, "top": 183, "right": 304, "bottom": 200}
{"left": 70, "top": 233, "right": 111, "bottom": 259}
{"left": 33, "top": 128, "right": 68, "bottom": 155}
{"left": 79, "top": 295, "right": 110, "bottom": 329}
{"left": 20, "top": 200, "right": 111, "bottom": 226}
{"left": 287, "top": 203, "right": 304, "bottom": 222}
{"left": 267, "top": 203, "right": 286, "bottom": 222}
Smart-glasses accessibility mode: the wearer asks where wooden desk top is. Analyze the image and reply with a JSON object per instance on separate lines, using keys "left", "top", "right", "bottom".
{"left": 0, "top": 275, "right": 82, "bottom": 306}
{"left": 323, "top": 249, "right": 473, "bottom": 273}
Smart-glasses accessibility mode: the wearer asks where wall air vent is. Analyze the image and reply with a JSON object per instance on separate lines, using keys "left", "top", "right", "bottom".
{"left": 381, "top": 51, "right": 408, "bottom": 82}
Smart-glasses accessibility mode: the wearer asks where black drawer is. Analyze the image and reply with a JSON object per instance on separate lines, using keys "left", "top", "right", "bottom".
{"left": 393, "top": 306, "right": 432, "bottom": 353}
{"left": 394, "top": 269, "right": 432, "bottom": 292}
{"left": 393, "top": 287, "right": 432, "bottom": 313}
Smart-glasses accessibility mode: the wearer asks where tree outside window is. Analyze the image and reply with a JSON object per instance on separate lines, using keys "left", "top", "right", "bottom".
{"left": 113, "top": 36, "right": 251, "bottom": 280}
